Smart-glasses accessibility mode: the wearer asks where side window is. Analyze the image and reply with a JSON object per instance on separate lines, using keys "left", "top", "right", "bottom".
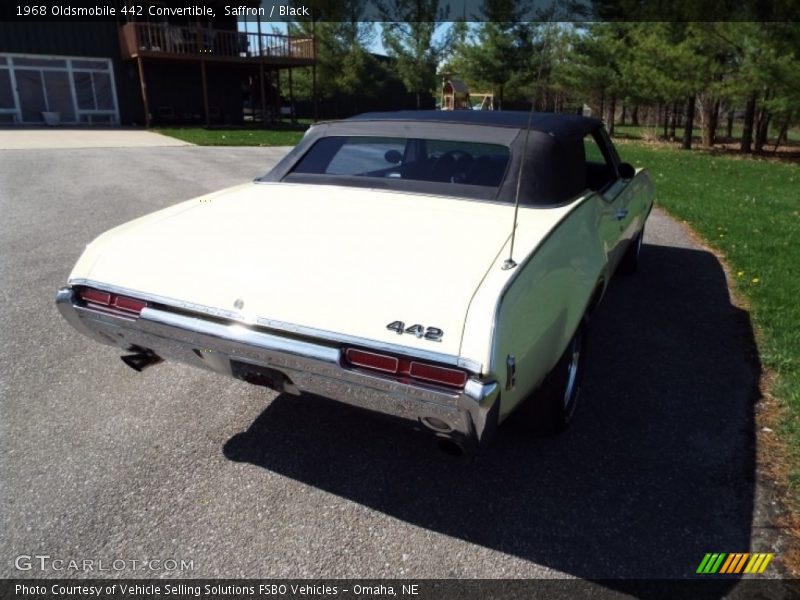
{"left": 583, "top": 134, "right": 616, "bottom": 192}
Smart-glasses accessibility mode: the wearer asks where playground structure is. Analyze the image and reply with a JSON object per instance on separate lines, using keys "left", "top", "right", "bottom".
{"left": 441, "top": 78, "right": 494, "bottom": 111}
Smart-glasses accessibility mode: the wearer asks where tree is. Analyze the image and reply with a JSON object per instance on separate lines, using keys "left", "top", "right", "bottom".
{"left": 619, "top": 23, "right": 706, "bottom": 148}
{"left": 447, "top": 1, "right": 532, "bottom": 108}
{"left": 745, "top": 23, "right": 800, "bottom": 152}
{"left": 379, "top": 0, "right": 451, "bottom": 108}
{"left": 553, "top": 23, "right": 628, "bottom": 129}
{"left": 288, "top": 0, "right": 378, "bottom": 117}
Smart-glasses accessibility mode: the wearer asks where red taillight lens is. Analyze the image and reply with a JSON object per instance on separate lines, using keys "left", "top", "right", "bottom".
{"left": 111, "top": 295, "right": 147, "bottom": 313}
{"left": 79, "top": 288, "right": 111, "bottom": 305}
{"left": 77, "top": 287, "right": 147, "bottom": 317}
{"left": 345, "top": 348, "right": 399, "bottom": 374}
{"left": 344, "top": 347, "right": 469, "bottom": 390}
{"left": 409, "top": 361, "right": 469, "bottom": 388}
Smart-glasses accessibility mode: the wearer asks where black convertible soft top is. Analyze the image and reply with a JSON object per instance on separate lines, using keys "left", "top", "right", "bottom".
{"left": 260, "top": 111, "right": 612, "bottom": 206}
{"left": 348, "top": 110, "right": 603, "bottom": 144}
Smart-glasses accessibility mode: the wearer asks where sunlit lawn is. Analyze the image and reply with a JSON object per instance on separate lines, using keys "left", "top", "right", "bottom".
{"left": 153, "top": 126, "right": 307, "bottom": 146}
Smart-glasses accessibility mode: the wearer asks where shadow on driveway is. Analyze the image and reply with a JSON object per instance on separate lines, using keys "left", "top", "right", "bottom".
{"left": 223, "top": 243, "right": 760, "bottom": 587}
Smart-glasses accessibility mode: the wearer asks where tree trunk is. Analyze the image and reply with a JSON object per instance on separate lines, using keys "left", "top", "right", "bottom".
{"left": 598, "top": 90, "right": 605, "bottom": 125}
{"left": 754, "top": 92, "right": 771, "bottom": 153}
{"left": 726, "top": 110, "right": 734, "bottom": 139}
{"left": 682, "top": 95, "right": 695, "bottom": 150}
{"left": 711, "top": 100, "right": 720, "bottom": 145}
{"left": 670, "top": 101, "right": 679, "bottom": 140}
{"left": 606, "top": 95, "right": 616, "bottom": 135}
{"left": 702, "top": 97, "right": 720, "bottom": 147}
{"left": 740, "top": 94, "right": 757, "bottom": 153}
{"left": 662, "top": 103, "right": 669, "bottom": 139}
{"left": 415, "top": 91, "right": 421, "bottom": 109}
{"left": 774, "top": 120, "right": 790, "bottom": 153}
{"left": 631, "top": 105, "right": 639, "bottom": 126}
{"left": 755, "top": 108, "right": 771, "bottom": 153}
{"left": 701, "top": 98, "right": 713, "bottom": 147}
{"left": 620, "top": 104, "right": 626, "bottom": 126}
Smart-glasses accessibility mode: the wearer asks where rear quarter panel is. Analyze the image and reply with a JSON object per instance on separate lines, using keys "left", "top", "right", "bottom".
{"left": 462, "top": 194, "right": 609, "bottom": 421}
{"left": 463, "top": 169, "right": 653, "bottom": 421}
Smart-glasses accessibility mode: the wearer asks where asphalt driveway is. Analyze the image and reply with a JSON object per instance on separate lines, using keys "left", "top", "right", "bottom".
{"left": 0, "top": 145, "right": 794, "bottom": 593}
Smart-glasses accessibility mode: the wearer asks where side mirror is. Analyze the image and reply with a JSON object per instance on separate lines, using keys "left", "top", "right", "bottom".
{"left": 385, "top": 150, "right": 402, "bottom": 164}
{"left": 618, "top": 162, "right": 636, "bottom": 180}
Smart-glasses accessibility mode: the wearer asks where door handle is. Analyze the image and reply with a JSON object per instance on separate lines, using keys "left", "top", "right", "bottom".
{"left": 615, "top": 209, "right": 628, "bottom": 221}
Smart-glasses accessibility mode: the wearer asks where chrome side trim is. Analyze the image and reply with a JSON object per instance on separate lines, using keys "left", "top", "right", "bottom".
{"left": 68, "top": 278, "right": 483, "bottom": 374}
{"left": 56, "top": 287, "right": 499, "bottom": 449}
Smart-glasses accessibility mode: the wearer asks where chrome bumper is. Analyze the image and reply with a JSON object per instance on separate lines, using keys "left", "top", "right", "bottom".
{"left": 56, "top": 287, "right": 499, "bottom": 449}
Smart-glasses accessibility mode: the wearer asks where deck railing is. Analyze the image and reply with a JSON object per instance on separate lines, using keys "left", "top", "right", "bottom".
{"left": 119, "top": 22, "right": 314, "bottom": 62}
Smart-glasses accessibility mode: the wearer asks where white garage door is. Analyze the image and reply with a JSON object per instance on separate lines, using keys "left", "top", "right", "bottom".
{"left": 0, "top": 54, "right": 119, "bottom": 125}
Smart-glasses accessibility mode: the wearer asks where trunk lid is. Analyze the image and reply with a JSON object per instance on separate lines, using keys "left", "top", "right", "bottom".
{"left": 80, "top": 183, "right": 516, "bottom": 356}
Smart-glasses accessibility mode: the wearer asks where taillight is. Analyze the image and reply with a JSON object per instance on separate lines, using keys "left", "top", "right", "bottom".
{"left": 77, "top": 287, "right": 147, "bottom": 317}
{"left": 409, "top": 361, "right": 468, "bottom": 388}
{"left": 345, "top": 348, "right": 399, "bottom": 373}
{"left": 111, "top": 295, "right": 147, "bottom": 314}
{"left": 344, "top": 347, "right": 468, "bottom": 389}
{"left": 80, "top": 288, "right": 111, "bottom": 305}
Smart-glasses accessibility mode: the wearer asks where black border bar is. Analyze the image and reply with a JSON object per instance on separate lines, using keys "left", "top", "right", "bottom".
{"left": 3, "top": 579, "right": 800, "bottom": 600}
{"left": 1, "top": 1, "right": 800, "bottom": 23}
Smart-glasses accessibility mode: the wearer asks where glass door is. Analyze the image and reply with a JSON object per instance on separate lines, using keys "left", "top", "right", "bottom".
{"left": 0, "top": 59, "right": 20, "bottom": 123}
{"left": 14, "top": 69, "right": 47, "bottom": 122}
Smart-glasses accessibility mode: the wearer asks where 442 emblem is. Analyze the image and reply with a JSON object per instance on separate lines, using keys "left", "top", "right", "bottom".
{"left": 387, "top": 321, "right": 443, "bottom": 342}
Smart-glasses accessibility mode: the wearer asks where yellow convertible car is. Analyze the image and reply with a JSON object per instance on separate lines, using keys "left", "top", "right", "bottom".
{"left": 56, "top": 111, "right": 654, "bottom": 453}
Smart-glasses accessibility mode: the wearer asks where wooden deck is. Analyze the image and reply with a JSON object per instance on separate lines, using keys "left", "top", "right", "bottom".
{"left": 119, "top": 22, "right": 314, "bottom": 66}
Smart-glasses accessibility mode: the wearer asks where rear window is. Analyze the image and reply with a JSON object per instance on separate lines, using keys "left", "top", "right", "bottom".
{"left": 289, "top": 136, "right": 511, "bottom": 189}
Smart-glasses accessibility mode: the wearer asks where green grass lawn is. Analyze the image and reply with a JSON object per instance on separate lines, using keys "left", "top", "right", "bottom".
{"left": 618, "top": 140, "right": 800, "bottom": 492}
{"left": 153, "top": 126, "right": 307, "bottom": 146}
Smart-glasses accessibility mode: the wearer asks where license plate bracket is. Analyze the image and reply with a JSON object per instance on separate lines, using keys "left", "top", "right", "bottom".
{"left": 231, "top": 359, "right": 289, "bottom": 392}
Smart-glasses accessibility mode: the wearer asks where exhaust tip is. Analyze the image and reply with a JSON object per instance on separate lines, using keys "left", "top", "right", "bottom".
{"left": 120, "top": 348, "right": 163, "bottom": 372}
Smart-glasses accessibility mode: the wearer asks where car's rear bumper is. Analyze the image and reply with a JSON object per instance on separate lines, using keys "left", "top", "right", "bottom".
{"left": 56, "top": 287, "right": 499, "bottom": 450}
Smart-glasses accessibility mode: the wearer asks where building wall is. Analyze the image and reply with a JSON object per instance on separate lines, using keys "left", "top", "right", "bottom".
{"left": 0, "top": 22, "right": 144, "bottom": 124}
{"left": 143, "top": 62, "right": 245, "bottom": 125}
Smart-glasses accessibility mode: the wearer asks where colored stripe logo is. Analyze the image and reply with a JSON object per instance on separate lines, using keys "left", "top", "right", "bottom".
{"left": 696, "top": 553, "right": 773, "bottom": 574}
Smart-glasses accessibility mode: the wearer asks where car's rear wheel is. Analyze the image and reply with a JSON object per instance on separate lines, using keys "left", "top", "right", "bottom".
{"left": 524, "top": 319, "right": 586, "bottom": 434}
{"left": 618, "top": 228, "right": 644, "bottom": 275}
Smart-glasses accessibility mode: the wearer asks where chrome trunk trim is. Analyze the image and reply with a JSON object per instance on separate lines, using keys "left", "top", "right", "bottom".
{"left": 67, "top": 278, "right": 483, "bottom": 374}
{"left": 56, "top": 287, "right": 499, "bottom": 449}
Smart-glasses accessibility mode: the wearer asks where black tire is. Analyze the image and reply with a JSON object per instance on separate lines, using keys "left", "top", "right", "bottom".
{"left": 617, "top": 229, "right": 644, "bottom": 275}
{"left": 526, "top": 319, "right": 586, "bottom": 434}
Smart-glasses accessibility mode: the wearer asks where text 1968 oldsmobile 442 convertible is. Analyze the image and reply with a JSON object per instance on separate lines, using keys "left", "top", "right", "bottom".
{"left": 56, "top": 111, "right": 653, "bottom": 453}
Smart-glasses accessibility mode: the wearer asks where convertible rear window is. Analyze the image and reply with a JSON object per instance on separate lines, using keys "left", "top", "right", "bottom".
{"left": 288, "top": 136, "right": 511, "bottom": 189}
